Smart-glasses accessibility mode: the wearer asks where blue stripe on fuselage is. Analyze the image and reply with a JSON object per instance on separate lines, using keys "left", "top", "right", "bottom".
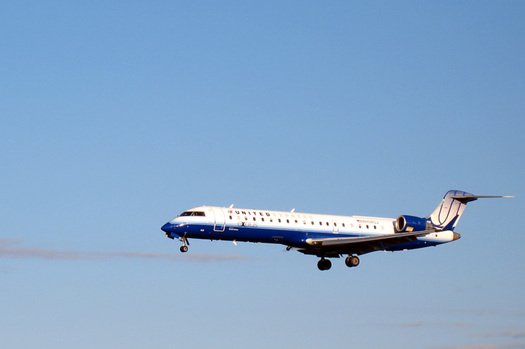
{"left": 165, "top": 222, "right": 361, "bottom": 248}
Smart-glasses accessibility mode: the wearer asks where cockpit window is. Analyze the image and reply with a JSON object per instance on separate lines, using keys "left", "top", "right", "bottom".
{"left": 179, "top": 211, "right": 206, "bottom": 217}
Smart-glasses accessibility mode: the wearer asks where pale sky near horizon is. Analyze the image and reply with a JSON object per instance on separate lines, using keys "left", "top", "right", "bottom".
{"left": 1, "top": 1, "right": 524, "bottom": 348}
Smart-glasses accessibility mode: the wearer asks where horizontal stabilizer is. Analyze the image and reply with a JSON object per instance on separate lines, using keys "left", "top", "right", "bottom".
{"left": 450, "top": 195, "right": 514, "bottom": 203}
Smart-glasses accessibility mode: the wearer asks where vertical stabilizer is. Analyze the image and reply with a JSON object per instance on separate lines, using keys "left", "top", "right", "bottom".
{"left": 429, "top": 190, "right": 474, "bottom": 230}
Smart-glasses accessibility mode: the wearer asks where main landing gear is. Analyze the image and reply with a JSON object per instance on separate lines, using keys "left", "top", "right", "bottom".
{"left": 345, "top": 255, "right": 360, "bottom": 268}
{"left": 317, "top": 258, "right": 332, "bottom": 271}
{"left": 317, "top": 255, "right": 360, "bottom": 271}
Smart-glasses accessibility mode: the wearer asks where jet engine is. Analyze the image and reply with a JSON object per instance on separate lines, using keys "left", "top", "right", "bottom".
{"left": 395, "top": 215, "right": 431, "bottom": 232}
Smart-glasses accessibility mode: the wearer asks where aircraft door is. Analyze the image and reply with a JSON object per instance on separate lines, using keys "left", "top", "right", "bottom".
{"left": 213, "top": 208, "right": 226, "bottom": 232}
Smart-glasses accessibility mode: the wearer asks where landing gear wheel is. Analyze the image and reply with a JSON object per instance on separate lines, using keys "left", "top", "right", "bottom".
{"left": 179, "top": 236, "right": 189, "bottom": 253}
{"left": 345, "top": 255, "right": 360, "bottom": 268}
{"left": 317, "top": 259, "right": 332, "bottom": 271}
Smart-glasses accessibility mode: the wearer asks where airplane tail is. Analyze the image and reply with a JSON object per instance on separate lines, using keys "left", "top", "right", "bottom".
{"left": 428, "top": 190, "right": 512, "bottom": 230}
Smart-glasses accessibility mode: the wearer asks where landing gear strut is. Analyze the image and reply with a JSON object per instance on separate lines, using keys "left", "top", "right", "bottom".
{"left": 179, "top": 236, "right": 189, "bottom": 253}
{"left": 345, "top": 255, "right": 360, "bottom": 268}
{"left": 317, "top": 258, "right": 332, "bottom": 271}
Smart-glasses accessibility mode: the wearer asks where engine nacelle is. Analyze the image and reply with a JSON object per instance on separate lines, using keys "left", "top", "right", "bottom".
{"left": 395, "top": 215, "right": 430, "bottom": 232}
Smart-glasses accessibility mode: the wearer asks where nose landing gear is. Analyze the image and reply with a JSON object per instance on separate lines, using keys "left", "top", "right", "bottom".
{"left": 179, "top": 236, "right": 189, "bottom": 253}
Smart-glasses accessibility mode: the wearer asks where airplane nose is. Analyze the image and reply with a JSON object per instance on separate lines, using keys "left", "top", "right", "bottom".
{"left": 161, "top": 223, "right": 172, "bottom": 233}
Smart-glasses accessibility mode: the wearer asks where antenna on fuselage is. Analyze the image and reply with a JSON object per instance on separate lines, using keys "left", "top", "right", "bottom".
{"left": 229, "top": 204, "right": 234, "bottom": 208}
{"left": 291, "top": 208, "right": 296, "bottom": 213}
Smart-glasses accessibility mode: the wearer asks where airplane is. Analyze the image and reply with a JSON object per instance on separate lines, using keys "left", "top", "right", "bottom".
{"left": 161, "top": 190, "right": 511, "bottom": 271}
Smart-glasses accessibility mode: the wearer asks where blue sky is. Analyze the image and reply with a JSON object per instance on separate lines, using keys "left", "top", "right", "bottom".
{"left": 1, "top": 1, "right": 524, "bottom": 348}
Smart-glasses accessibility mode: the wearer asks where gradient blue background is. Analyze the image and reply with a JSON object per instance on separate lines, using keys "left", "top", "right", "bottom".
{"left": 1, "top": 1, "right": 524, "bottom": 348}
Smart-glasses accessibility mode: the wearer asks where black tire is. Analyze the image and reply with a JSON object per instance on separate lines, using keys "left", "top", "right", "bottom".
{"left": 345, "top": 255, "right": 360, "bottom": 267}
{"left": 317, "top": 259, "right": 332, "bottom": 271}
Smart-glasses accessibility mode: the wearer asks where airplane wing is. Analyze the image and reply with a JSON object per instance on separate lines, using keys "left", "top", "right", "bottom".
{"left": 301, "top": 230, "right": 435, "bottom": 257}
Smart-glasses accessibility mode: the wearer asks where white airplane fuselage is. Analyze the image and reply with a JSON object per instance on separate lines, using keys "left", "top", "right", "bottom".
{"left": 162, "top": 206, "right": 457, "bottom": 250}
